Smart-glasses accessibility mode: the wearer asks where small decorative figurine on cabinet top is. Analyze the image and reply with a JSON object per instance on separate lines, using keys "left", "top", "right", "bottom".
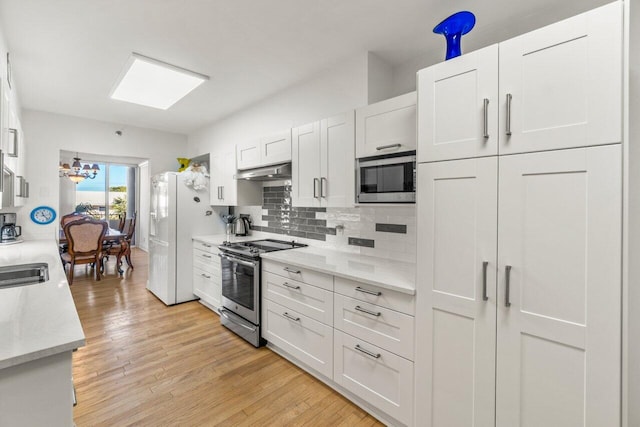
{"left": 433, "top": 11, "right": 476, "bottom": 61}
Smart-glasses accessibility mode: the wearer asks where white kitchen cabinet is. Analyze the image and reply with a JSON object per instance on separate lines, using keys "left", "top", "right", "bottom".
{"left": 416, "top": 146, "right": 621, "bottom": 426}
{"left": 236, "top": 129, "right": 291, "bottom": 170}
{"left": 333, "top": 330, "right": 414, "bottom": 427}
{"left": 333, "top": 293, "right": 415, "bottom": 361}
{"left": 192, "top": 240, "right": 221, "bottom": 311}
{"left": 13, "top": 118, "right": 27, "bottom": 206}
{"left": 263, "top": 271, "right": 333, "bottom": 325}
{"left": 415, "top": 157, "right": 498, "bottom": 426}
{"left": 263, "top": 299, "right": 334, "bottom": 378}
{"left": 355, "top": 92, "right": 416, "bottom": 158}
{"left": 496, "top": 145, "right": 621, "bottom": 426}
{"left": 417, "top": 45, "right": 499, "bottom": 163}
{"left": 418, "top": 2, "right": 622, "bottom": 162}
{"left": 499, "top": 3, "right": 622, "bottom": 155}
{"left": 291, "top": 111, "right": 355, "bottom": 208}
{"left": 210, "top": 149, "right": 261, "bottom": 207}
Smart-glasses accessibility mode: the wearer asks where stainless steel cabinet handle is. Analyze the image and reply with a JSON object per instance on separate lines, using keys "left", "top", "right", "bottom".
{"left": 506, "top": 93, "right": 513, "bottom": 136}
{"left": 202, "top": 254, "right": 212, "bottom": 259}
{"left": 201, "top": 273, "right": 211, "bottom": 279}
{"left": 221, "top": 186, "right": 224, "bottom": 200}
{"left": 283, "top": 267, "right": 301, "bottom": 274}
{"left": 483, "top": 98, "right": 490, "bottom": 139}
{"left": 8, "top": 129, "right": 17, "bottom": 157}
{"left": 355, "top": 286, "right": 381, "bottom": 296}
{"left": 217, "top": 186, "right": 221, "bottom": 200}
{"left": 313, "top": 178, "right": 319, "bottom": 198}
{"left": 482, "top": 261, "right": 489, "bottom": 301}
{"left": 202, "top": 243, "right": 212, "bottom": 248}
{"left": 376, "top": 143, "right": 402, "bottom": 151}
{"left": 282, "top": 282, "right": 301, "bottom": 290}
{"left": 355, "top": 305, "right": 381, "bottom": 317}
{"left": 505, "top": 265, "right": 512, "bottom": 307}
{"left": 16, "top": 176, "right": 23, "bottom": 197}
{"left": 283, "top": 312, "right": 300, "bottom": 322}
{"left": 355, "top": 344, "right": 381, "bottom": 359}
{"left": 24, "top": 182, "right": 29, "bottom": 198}
{"left": 320, "top": 177, "right": 327, "bottom": 198}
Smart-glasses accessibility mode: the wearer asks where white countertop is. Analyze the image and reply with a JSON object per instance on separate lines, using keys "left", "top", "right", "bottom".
{"left": 261, "top": 246, "right": 415, "bottom": 295}
{"left": 193, "top": 231, "right": 273, "bottom": 246}
{"left": 0, "top": 240, "right": 85, "bottom": 370}
{"left": 194, "top": 233, "right": 415, "bottom": 295}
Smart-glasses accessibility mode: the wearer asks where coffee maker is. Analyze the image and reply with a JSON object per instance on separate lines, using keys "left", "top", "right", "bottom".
{"left": 0, "top": 213, "right": 21, "bottom": 242}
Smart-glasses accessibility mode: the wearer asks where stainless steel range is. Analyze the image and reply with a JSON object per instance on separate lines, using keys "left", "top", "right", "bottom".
{"left": 218, "top": 239, "right": 306, "bottom": 347}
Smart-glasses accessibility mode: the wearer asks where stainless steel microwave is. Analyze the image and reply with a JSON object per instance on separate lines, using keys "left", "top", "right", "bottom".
{"left": 356, "top": 152, "right": 416, "bottom": 203}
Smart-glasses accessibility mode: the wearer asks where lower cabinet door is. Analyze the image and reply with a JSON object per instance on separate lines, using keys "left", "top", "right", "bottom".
{"left": 192, "top": 267, "right": 221, "bottom": 310}
{"left": 263, "top": 299, "right": 333, "bottom": 378}
{"left": 333, "top": 330, "right": 414, "bottom": 426}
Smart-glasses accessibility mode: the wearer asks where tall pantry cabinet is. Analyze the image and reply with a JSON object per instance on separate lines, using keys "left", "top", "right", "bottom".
{"left": 415, "top": 2, "right": 623, "bottom": 426}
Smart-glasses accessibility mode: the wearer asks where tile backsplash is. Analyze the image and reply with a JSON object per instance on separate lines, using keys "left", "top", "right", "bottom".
{"left": 233, "top": 182, "right": 416, "bottom": 262}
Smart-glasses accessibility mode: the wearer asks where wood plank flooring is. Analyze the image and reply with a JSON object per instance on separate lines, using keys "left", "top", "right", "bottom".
{"left": 70, "top": 249, "right": 383, "bottom": 426}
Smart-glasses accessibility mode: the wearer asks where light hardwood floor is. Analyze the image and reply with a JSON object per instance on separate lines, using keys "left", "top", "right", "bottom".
{"left": 70, "top": 248, "right": 383, "bottom": 426}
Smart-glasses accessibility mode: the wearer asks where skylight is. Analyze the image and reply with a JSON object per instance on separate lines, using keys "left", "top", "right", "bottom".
{"left": 110, "top": 53, "right": 209, "bottom": 110}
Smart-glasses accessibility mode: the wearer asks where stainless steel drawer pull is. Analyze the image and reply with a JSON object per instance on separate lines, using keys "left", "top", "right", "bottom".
{"left": 202, "top": 254, "right": 212, "bottom": 258}
{"left": 483, "top": 98, "right": 490, "bottom": 139}
{"left": 376, "top": 143, "right": 402, "bottom": 151}
{"left": 355, "top": 344, "right": 381, "bottom": 359}
{"left": 482, "top": 261, "right": 489, "bottom": 301}
{"left": 201, "top": 273, "right": 211, "bottom": 279}
{"left": 505, "top": 265, "right": 512, "bottom": 307}
{"left": 202, "top": 243, "right": 212, "bottom": 248}
{"left": 283, "top": 267, "right": 301, "bottom": 274}
{"left": 313, "top": 178, "right": 319, "bottom": 198}
{"left": 506, "top": 93, "right": 513, "bottom": 136}
{"left": 355, "top": 286, "right": 381, "bottom": 296}
{"left": 320, "top": 177, "right": 327, "bottom": 198}
{"left": 282, "top": 282, "right": 301, "bottom": 290}
{"left": 355, "top": 305, "right": 381, "bottom": 317}
{"left": 283, "top": 312, "right": 300, "bottom": 322}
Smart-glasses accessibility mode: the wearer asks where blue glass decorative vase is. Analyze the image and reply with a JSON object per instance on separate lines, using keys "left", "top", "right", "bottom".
{"left": 433, "top": 11, "right": 476, "bottom": 60}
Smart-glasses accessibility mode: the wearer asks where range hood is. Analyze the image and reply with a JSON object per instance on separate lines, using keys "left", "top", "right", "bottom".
{"left": 234, "top": 163, "right": 292, "bottom": 181}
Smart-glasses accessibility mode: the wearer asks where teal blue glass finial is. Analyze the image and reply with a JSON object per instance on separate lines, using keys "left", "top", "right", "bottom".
{"left": 433, "top": 11, "right": 476, "bottom": 60}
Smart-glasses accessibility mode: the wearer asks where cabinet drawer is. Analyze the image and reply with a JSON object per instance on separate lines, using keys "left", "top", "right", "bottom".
{"left": 334, "top": 277, "right": 415, "bottom": 315}
{"left": 263, "top": 299, "right": 333, "bottom": 379}
{"left": 193, "top": 267, "right": 221, "bottom": 309}
{"left": 193, "top": 240, "right": 219, "bottom": 254}
{"left": 264, "top": 271, "right": 333, "bottom": 325}
{"left": 262, "top": 260, "right": 333, "bottom": 291}
{"left": 334, "top": 294, "right": 414, "bottom": 360}
{"left": 334, "top": 330, "right": 414, "bottom": 426}
{"left": 193, "top": 249, "right": 220, "bottom": 273}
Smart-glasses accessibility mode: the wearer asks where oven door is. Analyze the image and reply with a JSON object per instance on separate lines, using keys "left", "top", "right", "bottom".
{"left": 357, "top": 154, "right": 416, "bottom": 203}
{"left": 219, "top": 252, "right": 260, "bottom": 325}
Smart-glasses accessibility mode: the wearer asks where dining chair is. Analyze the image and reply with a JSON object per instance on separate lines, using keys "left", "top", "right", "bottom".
{"left": 103, "top": 212, "right": 137, "bottom": 274}
{"left": 61, "top": 217, "right": 108, "bottom": 285}
{"left": 59, "top": 212, "right": 88, "bottom": 254}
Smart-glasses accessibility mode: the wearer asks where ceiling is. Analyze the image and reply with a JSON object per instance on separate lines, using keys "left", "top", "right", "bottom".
{"left": 0, "top": 0, "right": 611, "bottom": 135}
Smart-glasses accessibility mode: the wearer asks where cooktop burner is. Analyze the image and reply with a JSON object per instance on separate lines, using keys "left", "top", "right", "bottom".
{"left": 219, "top": 239, "right": 307, "bottom": 258}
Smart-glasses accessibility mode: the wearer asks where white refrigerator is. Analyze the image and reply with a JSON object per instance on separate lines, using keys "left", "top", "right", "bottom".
{"left": 147, "top": 171, "right": 225, "bottom": 305}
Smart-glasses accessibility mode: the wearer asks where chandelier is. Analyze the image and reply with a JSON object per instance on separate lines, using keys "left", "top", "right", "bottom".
{"left": 59, "top": 154, "right": 100, "bottom": 184}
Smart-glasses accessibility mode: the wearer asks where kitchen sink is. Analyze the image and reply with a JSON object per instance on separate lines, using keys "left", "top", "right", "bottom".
{"left": 0, "top": 263, "right": 49, "bottom": 289}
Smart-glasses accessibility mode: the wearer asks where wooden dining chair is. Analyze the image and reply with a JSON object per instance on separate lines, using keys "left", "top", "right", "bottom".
{"left": 103, "top": 212, "right": 137, "bottom": 274}
{"left": 61, "top": 217, "right": 108, "bottom": 285}
{"left": 59, "top": 212, "right": 87, "bottom": 254}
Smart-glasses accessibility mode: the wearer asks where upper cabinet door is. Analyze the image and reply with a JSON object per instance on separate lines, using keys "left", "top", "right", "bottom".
{"left": 236, "top": 139, "right": 261, "bottom": 170}
{"left": 291, "top": 122, "right": 321, "bottom": 207}
{"left": 418, "top": 44, "right": 499, "bottom": 163}
{"left": 355, "top": 91, "right": 416, "bottom": 158}
{"left": 321, "top": 111, "right": 355, "bottom": 208}
{"left": 260, "top": 129, "right": 292, "bottom": 166}
{"left": 499, "top": 2, "right": 622, "bottom": 155}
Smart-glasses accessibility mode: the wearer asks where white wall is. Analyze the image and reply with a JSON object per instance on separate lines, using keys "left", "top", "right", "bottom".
{"left": 189, "top": 53, "right": 369, "bottom": 157}
{"left": 20, "top": 110, "right": 186, "bottom": 239}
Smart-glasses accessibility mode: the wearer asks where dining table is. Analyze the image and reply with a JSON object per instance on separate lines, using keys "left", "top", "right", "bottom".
{"left": 59, "top": 226, "right": 127, "bottom": 274}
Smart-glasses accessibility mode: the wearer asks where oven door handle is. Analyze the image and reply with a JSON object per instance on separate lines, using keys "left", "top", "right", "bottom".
{"left": 219, "top": 308, "right": 258, "bottom": 332}
{"left": 218, "top": 253, "right": 257, "bottom": 268}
